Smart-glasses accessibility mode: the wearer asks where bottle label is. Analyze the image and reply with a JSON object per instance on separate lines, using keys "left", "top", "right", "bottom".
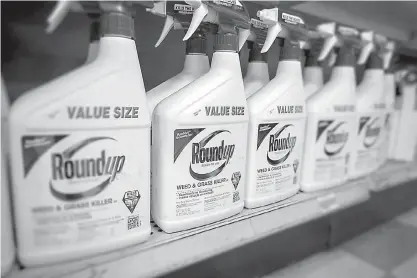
{"left": 253, "top": 120, "right": 304, "bottom": 196}
{"left": 377, "top": 112, "right": 391, "bottom": 165}
{"left": 311, "top": 116, "right": 355, "bottom": 183}
{"left": 172, "top": 124, "right": 246, "bottom": 219}
{"left": 353, "top": 113, "right": 384, "bottom": 172}
{"left": 17, "top": 130, "right": 149, "bottom": 250}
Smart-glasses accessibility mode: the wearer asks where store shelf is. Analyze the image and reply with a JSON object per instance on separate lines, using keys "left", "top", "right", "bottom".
{"left": 7, "top": 179, "right": 370, "bottom": 278}
{"left": 7, "top": 161, "right": 417, "bottom": 278}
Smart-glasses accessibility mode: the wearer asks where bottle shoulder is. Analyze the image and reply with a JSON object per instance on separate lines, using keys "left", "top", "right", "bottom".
{"left": 9, "top": 60, "right": 150, "bottom": 127}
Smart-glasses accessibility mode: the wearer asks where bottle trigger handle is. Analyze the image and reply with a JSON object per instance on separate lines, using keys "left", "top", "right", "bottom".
{"left": 257, "top": 8, "right": 281, "bottom": 53}
{"left": 238, "top": 29, "right": 251, "bottom": 51}
{"left": 316, "top": 22, "right": 337, "bottom": 61}
{"left": 46, "top": 0, "right": 73, "bottom": 33}
{"left": 261, "top": 23, "right": 281, "bottom": 53}
{"left": 155, "top": 15, "right": 175, "bottom": 47}
{"left": 183, "top": 0, "right": 207, "bottom": 41}
{"left": 357, "top": 31, "right": 374, "bottom": 65}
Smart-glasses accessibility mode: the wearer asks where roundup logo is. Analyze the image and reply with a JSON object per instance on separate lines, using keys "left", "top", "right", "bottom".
{"left": 190, "top": 130, "right": 235, "bottom": 181}
{"left": 363, "top": 118, "right": 381, "bottom": 148}
{"left": 324, "top": 122, "right": 349, "bottom": 156}
{"left": 50, "top": 137, "right": 125, "bottom": 201}
{"left": 267, "top": 124, "right": 296, "bottom": 165}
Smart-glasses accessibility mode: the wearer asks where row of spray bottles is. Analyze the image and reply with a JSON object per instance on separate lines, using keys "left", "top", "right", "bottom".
{"left": 1, "top": 0, "right": 417, "bottom": 271}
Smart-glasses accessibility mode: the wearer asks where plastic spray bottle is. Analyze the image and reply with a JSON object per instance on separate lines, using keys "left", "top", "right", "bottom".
{"left": 152, "top": 0, "right": 250, "bottom": 233}
{"left": 377, "top": 39, "right": 396, "bottom": 166}
{"left": 391, "top": 68, "right": 417, "bottom": 161}
{"left": 301, "top": 24, "right": 362, "bottom": 192}
{"left": 1, "top": 78, "right": 15, "bottom": 276}
{"left": 146, "top": 1, "right": 211, "bottom": 115}
{"left": 302, "top": 23, "right": 338, "bottom": 99}
{"left": 349, "top": 31, "right": 386, "bottom": 179}
{"left": 243, "top": 16, "right": 270, "bottom": 98}
{"left": 244, "top": 7, "right": 309, "bottom": 208}
{"left": 9, "top": 2, "right": 151, "bottom": 266}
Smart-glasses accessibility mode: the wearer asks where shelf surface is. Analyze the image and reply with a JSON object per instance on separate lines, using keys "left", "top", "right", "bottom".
{"left": 6, "top": 161, "right": 416, "bottom": 278}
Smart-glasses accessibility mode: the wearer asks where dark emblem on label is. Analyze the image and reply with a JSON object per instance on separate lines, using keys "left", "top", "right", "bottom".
{"left": 231, "top": 171, "right": 241, "bottom": 190}
{"left": 293, "top": 159, "right": 299, "bottom": 173}
{"left": 123, "top": 190, "right": 140, "bottom": 213}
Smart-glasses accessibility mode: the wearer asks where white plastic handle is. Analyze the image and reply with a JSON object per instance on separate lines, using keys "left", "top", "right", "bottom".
{"left": 155, "top": 16, "right": 175, "bottom": 47}
{"left": 238, "top": 29, "right": 251, "bottom": 51}
{"left": 183, "top": 0, "right": 207, "bottom": 41}
{"left": 257, "top": 8, "right": 281, "bottom": 53}
{"left": 46, "top": 0, "right": 73, "bottom": 33}
{"left": 316, "top": 22, "right": 337, "bottom": 61}
{"left": 383, "top": 41, "right": 396, "bottom": 70}
{"left": 357, "top": 31, "right": 374, "bottom": 65}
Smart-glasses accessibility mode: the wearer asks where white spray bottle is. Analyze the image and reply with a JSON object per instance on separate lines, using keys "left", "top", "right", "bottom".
{"left": 349, "top": 31, "right": 385, "bottom": 179}
{"left": 152, "top": 0, "right": 250, "bottom": 233}
{"left": 391, "top": 68, "right": 417, "bottom": 161}
{"left": 303, "top": 23, "right": 338, "bottom": 99}
{"left": 377, "top": 39, "right": 396, "bottom": 166}
{"left": 243, "top": 16, "right": 270, "bottom": 98}
{"left": 1, "top": 78, "right": 15, "bottom": 276}
{"left": 146, "top": 1, "right": 211, "bottom": 115}
{"left": 244, "top": 7, "right": 308, "bottom": 208}
{"left": 300, "top": 24, "right": 361, "bottom": 192}
{"left": 9, "top": 2, "right": 151, "bottom": 266}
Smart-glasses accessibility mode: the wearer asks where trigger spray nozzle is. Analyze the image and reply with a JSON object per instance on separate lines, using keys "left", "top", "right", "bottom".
{"left": 357, "top": 30, "right": 375, "bottom": 65}
{"left": 316, "top": 22, "right": 337, "bottom": 61}
{"left": 383, "top": 41, "right": 396, "bottom": 70}
{"left": 46, "top": 0, "right": 75, "bottom": 33}
{"left": 183, "top": 0, "right": 208, "bottom": 41}
{"left": 257, "top": 8, "right": 282, "bottom": 53}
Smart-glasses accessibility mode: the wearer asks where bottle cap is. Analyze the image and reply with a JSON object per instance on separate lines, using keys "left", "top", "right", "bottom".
{"left": 280, "top": 38, "right": 301, "bottom": 61}
{"left": 214, "top": 33, "right": 238, "bottom": 52}
{"left": 89, "top": 17, "right": 100, "bottom": 42}
{"left": 335, "top": 45, "right": 355, "bottom": 67}
{"left": 101, "top": 12, "right": 135, "bottom": 39}
{"left": 366, "top": 52, "right": 383, "bottom": 69}
{"left": 248, "top": 41, "right": 267, "bottom": 62}
{"left": 304, "top": 39, "right": 324, "bottom": 67}
{"left": 186, "top": 31, "right": 207, "bottom": 54}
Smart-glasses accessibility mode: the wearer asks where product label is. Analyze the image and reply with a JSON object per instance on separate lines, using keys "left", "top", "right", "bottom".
{"left": 254, "top": 121, "right": 303, "bottom": 195}
{"left": 280, "top": 12, "right": 305, "bottom": 26}
{"left": 250, "top": 18, "right": 268, "bottom": 30}
{"left": 354, "top": 113, "right": 384, "bottom": 172}
{"left": 19, "top": 131, "right": 149, "bottom": 250}
{"left": 173, "top": 3, "right": 194, "bottom": 15}
{"left": 172, "top": 125, "right": 246, "bottom": 218}
{"left": 313, "top": 117, "right": 354, "bottom": 182}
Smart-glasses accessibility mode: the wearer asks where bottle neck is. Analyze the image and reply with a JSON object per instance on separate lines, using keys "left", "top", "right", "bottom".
{"left": 86, "top": 41, "right": 99, "bottom": 63}
{"left": 183, "top": 54, "right": 210, "bottom": 75}
{"left": 245, "top": 62, "right": 269, "bottom": 80}
{"left": 304, "top": 66, "right": 323, "bottom": 87}
{"left": 330, "top": 66, "right": 356, "bottom": 84}
{"left": 276, "top": 60, "right": 302, "bottom": 79}
{"left": 211, "top": 51, "right": 241, "bottom": 73}
{"left": 362, "top": 68, "right": 384, "bottom": 81}
{"left": 96, "top": 37, "right": 138, "bottom": 64}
